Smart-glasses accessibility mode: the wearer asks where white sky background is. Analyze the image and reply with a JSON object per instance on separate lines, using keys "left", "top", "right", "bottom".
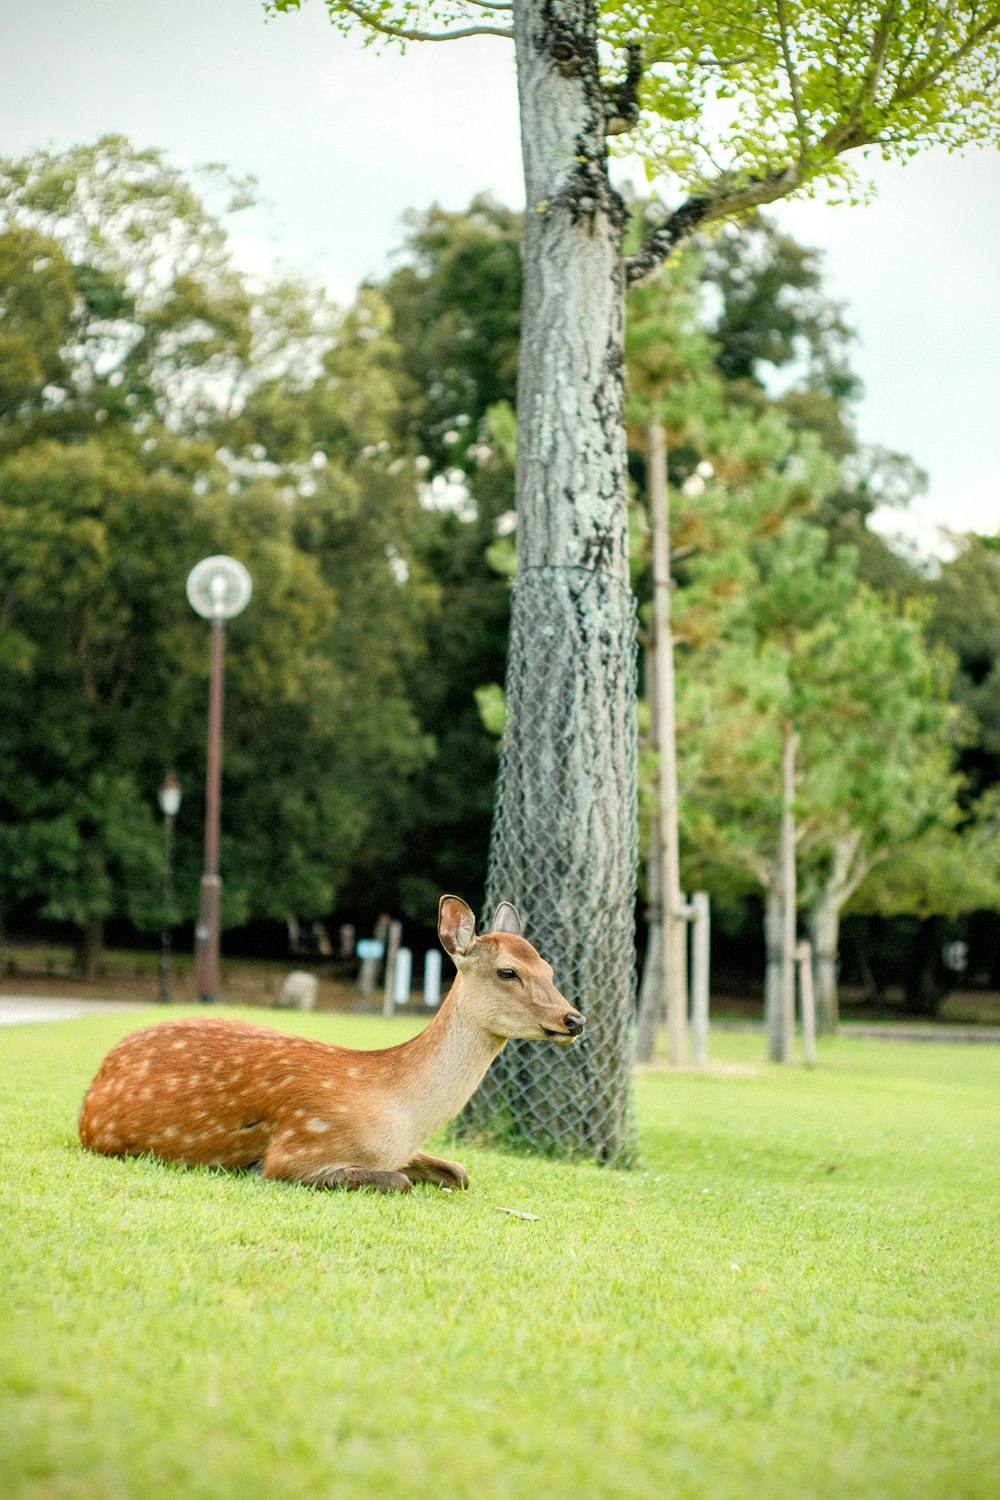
{"left": 3, "top": 0, "right": 999, "bottom": 550}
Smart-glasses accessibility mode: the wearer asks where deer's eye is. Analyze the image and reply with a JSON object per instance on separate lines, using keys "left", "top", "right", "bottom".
{"left": 497, "top": 968, "right": 518, "bottom": 981}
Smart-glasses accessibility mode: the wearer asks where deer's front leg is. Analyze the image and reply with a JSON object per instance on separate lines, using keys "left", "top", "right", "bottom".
{"left": 402, "top": 1151, "right": 470, "bottom": 1190}
{"left": 265, "top": 1160, "right": 412, "bottom": 1193}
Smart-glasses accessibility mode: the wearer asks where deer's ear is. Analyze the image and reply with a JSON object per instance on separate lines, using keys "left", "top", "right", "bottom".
{"left": 438, "top": 896, "right": 478, "bottom": 959}
{"left": 490, "top": 901, "right": 523, "bottom": 937}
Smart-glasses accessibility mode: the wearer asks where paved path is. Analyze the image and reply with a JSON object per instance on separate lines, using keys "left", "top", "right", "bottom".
{"left": 0, "top": 996, "right": 151, "bottom": 1027}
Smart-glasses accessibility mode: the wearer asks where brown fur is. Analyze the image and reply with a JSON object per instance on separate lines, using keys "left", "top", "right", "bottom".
{"left": 78, "top": 897, "right": 583, "bottom": 1194}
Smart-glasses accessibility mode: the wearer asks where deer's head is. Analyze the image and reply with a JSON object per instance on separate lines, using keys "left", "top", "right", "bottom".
{"left": 438, "top": 895, "right": 586, "bottom": 1045}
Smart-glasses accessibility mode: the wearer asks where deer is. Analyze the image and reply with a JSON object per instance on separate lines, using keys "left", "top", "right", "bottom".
{"left": 78, "top": 895, "right": 584, "bottom": 1193}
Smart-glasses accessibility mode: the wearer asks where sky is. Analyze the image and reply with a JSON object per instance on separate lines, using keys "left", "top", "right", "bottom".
{"left": 3, "top": 0, "right": 999, "bottom": 554}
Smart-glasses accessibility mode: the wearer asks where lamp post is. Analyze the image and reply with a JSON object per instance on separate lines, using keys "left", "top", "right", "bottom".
{"left": 157, "top": 772, "right": 182, "bottom": 1003}
{"left": 186, "top": 555, "right": 252, "bottom": 1003}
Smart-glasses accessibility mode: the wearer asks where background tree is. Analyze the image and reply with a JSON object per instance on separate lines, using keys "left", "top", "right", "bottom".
{"left": 674, "top": 520, "right": 973, "bottom": 1042}
{"left": 373, "top": 205, "right": 522, "bottom": 917}
{"left": 928, "top": 536, "right": 1000, "bottom": 799}
{"left": 0, "top": 141, "right": 437, "bottom": 968}
{"left": 270, "top": 0, "right": 1000, "bottom": 1154}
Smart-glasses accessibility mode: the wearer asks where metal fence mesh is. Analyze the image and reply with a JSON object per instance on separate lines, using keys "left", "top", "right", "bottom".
{"left": 456, "top": 564, "right": 639, "bottom": 1168}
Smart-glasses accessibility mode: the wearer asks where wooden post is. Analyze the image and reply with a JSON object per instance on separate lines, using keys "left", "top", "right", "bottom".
{"left": 797, "top": 939, "right": 817, "bottom": 1067}
{"left": 423, "top": 949, "right": 442, "bottom": 1008}
{"left": 393, "top": 947, "right": 413, "bottom": 1007}
{"left": 691, "top": 891, "right": 711, "bottom": 1068}
{"left": 382, "top": 920, "right": 403, "bottom": 1019}
{"left": 647, "top": 421, "right": 687, "bottom": 1067}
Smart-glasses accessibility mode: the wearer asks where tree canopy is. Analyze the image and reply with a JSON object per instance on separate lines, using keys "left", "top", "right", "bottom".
{"left": 0, "top": 140, "right": 437, "bottom": 966}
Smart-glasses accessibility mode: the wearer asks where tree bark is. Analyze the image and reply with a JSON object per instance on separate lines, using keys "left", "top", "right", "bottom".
{"left": 461, "top": 0, "right": 638, "bottom": 1163}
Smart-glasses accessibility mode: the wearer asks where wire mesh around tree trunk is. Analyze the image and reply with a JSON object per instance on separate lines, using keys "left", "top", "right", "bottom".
{"left": 456, "top": 564, "right": 639, "bottom": 1167}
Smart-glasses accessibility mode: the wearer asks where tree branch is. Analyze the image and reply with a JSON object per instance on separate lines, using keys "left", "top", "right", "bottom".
{"left": 775, "top": 0, "right": 809, "bottom": 151}
{"left": 624, "top": 197, "right": 712, "bottom": 287}
{"left": 891, "top": 12, "right": 1000, "bottom": 105}
{"left": 340, "top": 1, "right": 512, "bottom": 41}
{"left": 625, "top": 163, "right": 806, "bottom": 288}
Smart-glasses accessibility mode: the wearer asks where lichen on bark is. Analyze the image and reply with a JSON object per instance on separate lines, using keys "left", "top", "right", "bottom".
{"left": 461, "top": 0, "right": 639, "bottom": 1164}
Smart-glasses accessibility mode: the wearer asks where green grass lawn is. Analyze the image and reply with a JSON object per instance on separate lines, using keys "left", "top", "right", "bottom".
{"left": 2, "top": 1008, "right": 998, "bottom": 1500}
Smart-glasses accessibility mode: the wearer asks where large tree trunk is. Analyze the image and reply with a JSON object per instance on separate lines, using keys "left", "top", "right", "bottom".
{"left": 460, "top": 0, "right": 638, "bottom": 1164}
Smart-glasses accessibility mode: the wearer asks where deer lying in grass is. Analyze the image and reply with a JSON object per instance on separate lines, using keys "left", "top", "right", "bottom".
{"left": 79, "top": 895, "right": 584, "bottom": 1193}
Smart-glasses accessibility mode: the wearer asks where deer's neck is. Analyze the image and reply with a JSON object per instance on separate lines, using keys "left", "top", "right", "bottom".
{"left": 394, "top": 983, "right": 504, "bottom": 1140}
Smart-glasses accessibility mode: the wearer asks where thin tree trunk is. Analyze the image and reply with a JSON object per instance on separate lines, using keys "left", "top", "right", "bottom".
{"left": 775, "top": 721, "right": 798, "bottom": 1063}
{"left": 647, "top": 421, "right": 687, "bottom": 1067}
{"left": 810, "top": 829, "right": 870, "bottom": 1033}
{"left": 810, "top": 895, "right": 841, "bottom": 1034}
{"left": 76, "top": 913, "right": 105, "bottom": 981}
{"left": 635, "top": 839, "right": 663, "bottom": 1063}
{"left": 764, "top": 884, "right": 784, "bottom": 1060}
{"left": 462, "top": 0, "right": 638, "bottom": 1163}
{"left": 636, "top": 640, "right": 663, "bottom": 1064}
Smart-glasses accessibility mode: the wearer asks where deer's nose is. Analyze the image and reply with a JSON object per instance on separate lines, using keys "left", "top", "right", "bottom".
{"left": 564, "top": 1011, "right": 586, "bottom": 1036}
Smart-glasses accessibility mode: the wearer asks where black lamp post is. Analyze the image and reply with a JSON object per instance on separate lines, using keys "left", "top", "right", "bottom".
{"left": 186, "top": 556, "right": 252, "bottom": 1004}
{"left": 157, "top": 772, "right": 182, "bottom": 1003}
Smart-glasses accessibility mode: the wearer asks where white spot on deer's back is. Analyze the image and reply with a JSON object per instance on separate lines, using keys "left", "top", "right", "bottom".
{"left": 306, "top": 1118, "right": 331, "bottom": 1134}
{"left": 172, "top": 1040, "right": 188, "bottom": 1050}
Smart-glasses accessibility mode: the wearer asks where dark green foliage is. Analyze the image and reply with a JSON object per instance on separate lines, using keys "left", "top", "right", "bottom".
{"left": 378, "top": 197, "right": 522, "bottom": 471}
{"left": 928, "top": 536, "right": 1000, "bottom": 796}
{"left": 0, "top": 141, "right": 436, "bottom": 963}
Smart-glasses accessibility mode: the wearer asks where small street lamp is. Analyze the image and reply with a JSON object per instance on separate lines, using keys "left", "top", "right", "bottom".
{"left": 157, "top": 772, "right": 182, "bottom": 1003}
{"left": 186, "top": 555, "right": 252, "bottom": 1004}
